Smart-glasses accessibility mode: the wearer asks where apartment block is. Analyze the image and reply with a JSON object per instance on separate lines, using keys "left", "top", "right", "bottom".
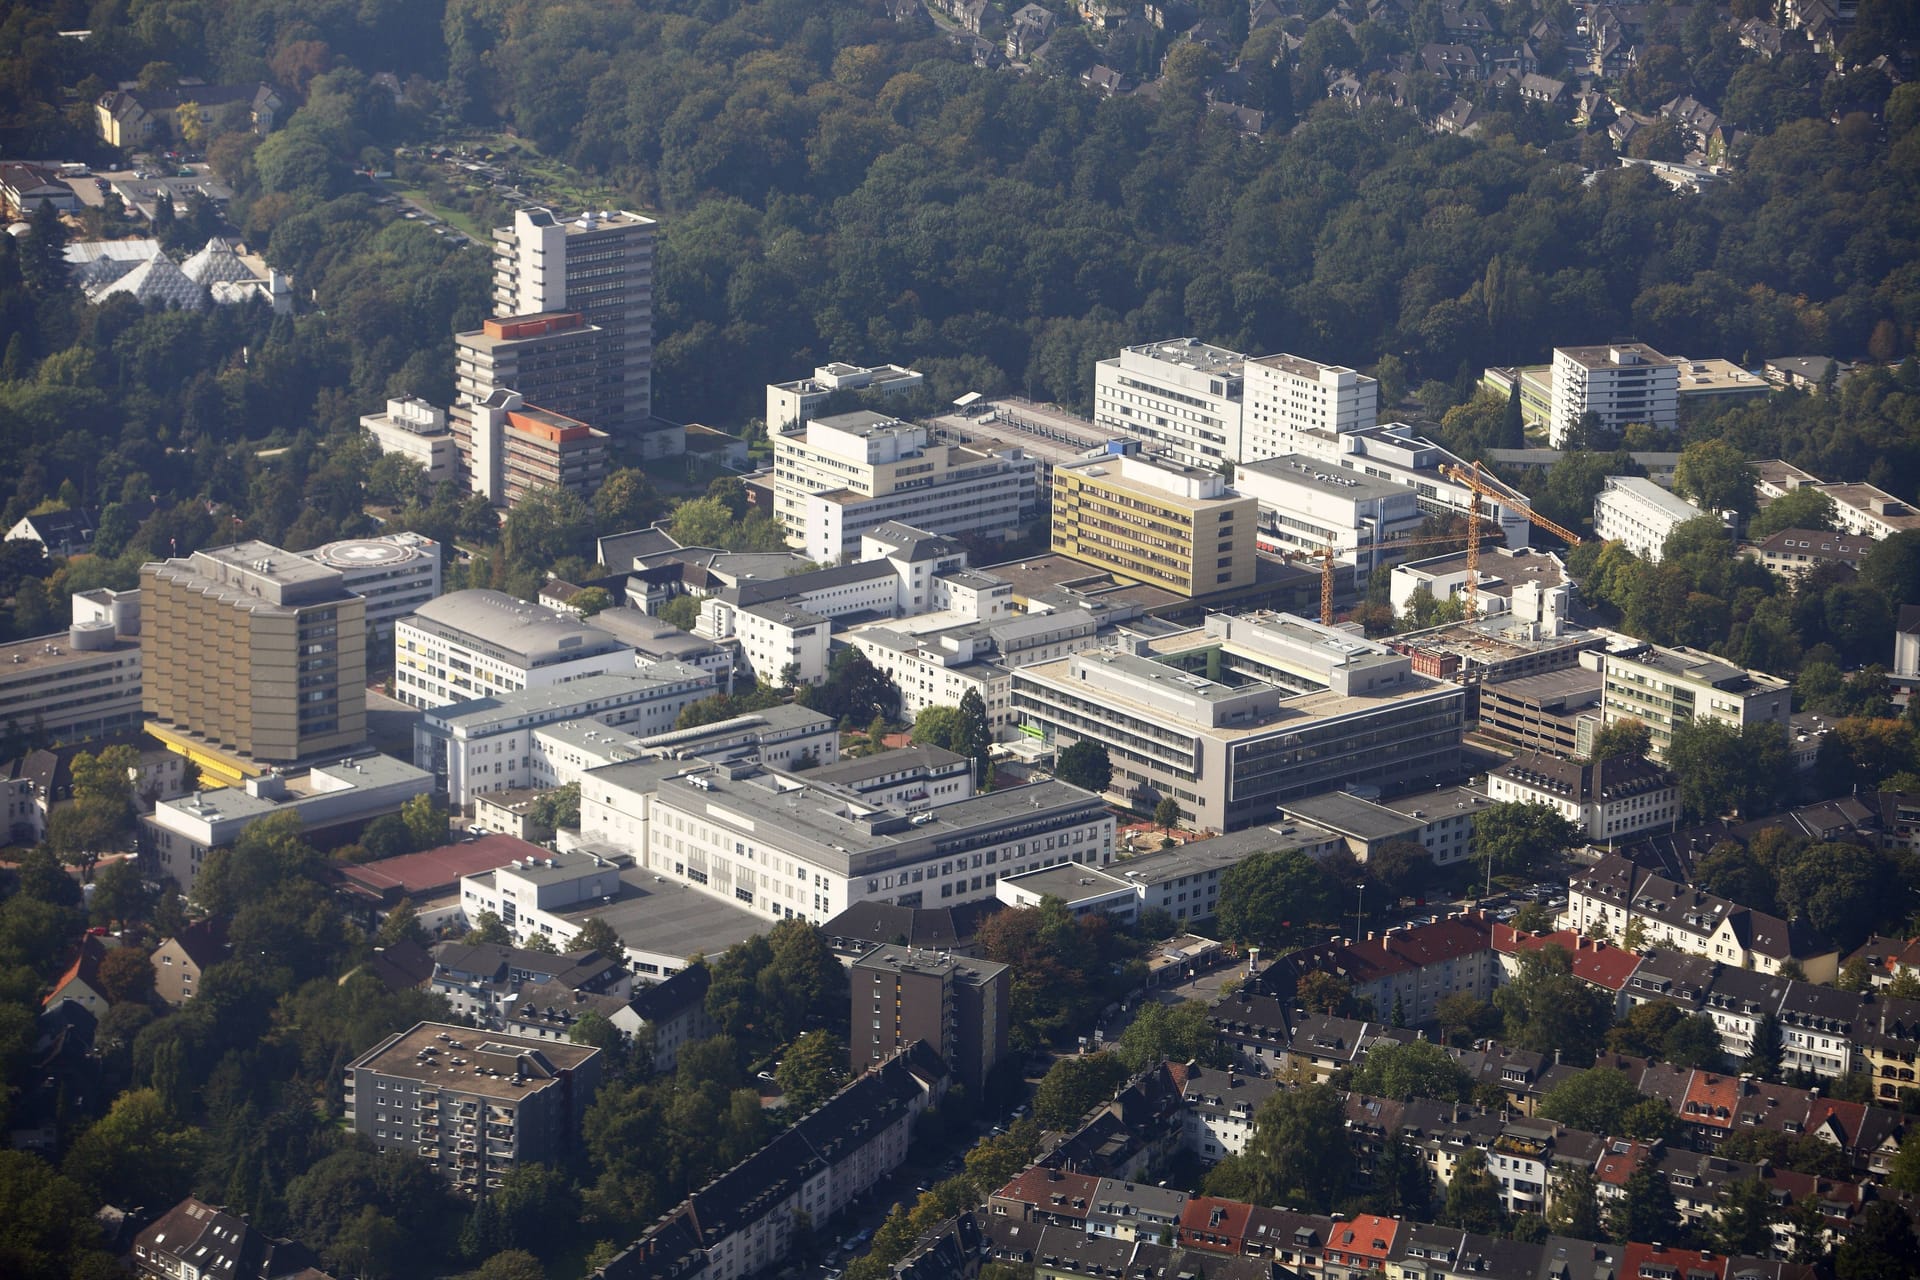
{"left": 492, "top": 208, "right": 658, "bottom": 447}
{"left": 465, "top": 390, "right": 609, "bottom": 509}
{"left": 361, "top": 395, "right": 460, "bottom": 486}
{"left": 415, "top": 668, "right": 718, "bottom": 807}
{"left": 1593, "top": 475, "right": 1713, "bottom": 562}
{"left": 344, "top": 1021, "right": 603, "bottom": 1194}
{"left": 1744, "top": 527, "right": 1872, "bottom": 579}
{"left": 1241, "top": 351, "right": 1378, "bottom": 463}
{"left": 395, "top": 589, "right": 636, "bottom": 710}
{"left": 1051, "top": 450, "right": 1257, "bottom": 597}
{"left": 1263, "top": 913, "right": 1499, "bottom": 1034}
{"left": 851, "top": 943, "right": 1010, "bottom": 1092}
{"left": 141, "top": 542, "right": 367, "bottom": 776}
{"left": 454, "top": 311, "right": 609, "bottom": 432}
{"left": 577, "top": 758, "right": 1114, "bottom": 923}
{"left": 1549, "top": 344, "right": 1679, "bottom": 446}
{"left": 300, "top": 533, "right": 441, "bottom": 644}
{"left": 772, "top": 411, "right": 1035, "bottom": 563}
{"left": 1012, "top": 612, "right": 1464, "bottom": 832}
{"left": 766, "top": 360, "right": 924, "bottom": 432}
{"left": 1474, "top": 667, "right": 1602, "bottom": 756}
{"left": 1565, "top": 852, "right": 1837, "bottom": 981}
{"left": 1092, "top": 338, "right": 1247, "bottom": 468}
{"left": 1599, "top": 643, "right": 1790, "bottom": 760}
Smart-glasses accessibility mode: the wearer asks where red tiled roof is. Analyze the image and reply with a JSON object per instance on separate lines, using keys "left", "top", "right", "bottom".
{"left": 331, "top": 835, "right": 542, "bottom": 902}
{"left": 1178, "top": 1196, "right": 1254, "bottom": 1252}
{"left": 1594, "top": 1138, "right": 1655, "bottom": 1186}
{"left": 42, "top": 935, "right": 106, "bottom": 1007}
{"left": 1296, "top": 914, "right": 1494, "bottom": 985}
{"left": 1622, "top": 1241, "right": 1724, "bottom": 1280}
{"left": 1493, "top": 925, "right": 1643, "bottom": 990}
{"left": 1681, "top": 1072, "right": 1738, "bottom": 1131}
{"left": 1328, "top": 1213, "right": 1398, "bottom": 1262}
{"left": 991, "top": 1167, "right": 1099, "bottom": 1217}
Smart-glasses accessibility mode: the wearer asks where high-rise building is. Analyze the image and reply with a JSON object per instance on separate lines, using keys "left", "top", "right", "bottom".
{"left": 1549, "top": 344, "right": 1679, "bottom": 446}
{"left": 1092, "top": 339, "right": 1247, "bottom": 468}
{"left": 453, "top": 311, "right": 609, "bottom": 433}
{"left": 850, "top": 944, "right": 1009, "bottom": 1093}
{"left": 491, "top": 208, "right": 660, "bottom": 450}
{"left": 466, "top": 390, "right": 609, "bottom": 509}
{"left": 1050, "top": 449, "right": 1257, "bottom": 597}
{"left": 1241, "top": 352, "right": 1378, "bottom": 463}
{"left": 141, "top": 542, "right": 366, "bottom": 779}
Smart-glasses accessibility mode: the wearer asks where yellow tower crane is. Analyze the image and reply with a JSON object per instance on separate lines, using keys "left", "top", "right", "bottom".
{"left": 1438, "top": 461, "right": 1584, "bottom": 621}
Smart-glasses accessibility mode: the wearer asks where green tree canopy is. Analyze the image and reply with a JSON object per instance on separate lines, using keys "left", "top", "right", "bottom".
{"left": 1216, "top": 848, "right": 1338, "bottom": 948}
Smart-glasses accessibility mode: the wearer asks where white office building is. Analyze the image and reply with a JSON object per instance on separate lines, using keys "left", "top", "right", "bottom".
{"left": 766, "top": 361, "right": 925, "bottom": 432}
{"left": 360, "top": 396, "right": 459, "bottom": 486}
{"left": 576, "top": 758, "right": 1114, "bottom": 923}
{"left": 772, "top": 411, "right": 1036, "bottom": 563}
{"left": 1092, "top": 338, "right": 1247, "bottom": 469}
{"left": 415, "top": 668, "right": 718, "bottom": 809}
{"left": 395, "top": 590, "right": 636, "bottom": 710}
{"left": 301, "top": 534, "right": 441, "bottom": 643}
{"left": 1549, "top": 344, "right": 1680, "bottom": 446}
{"left": 1232, "top": 454, "right": 1423, "bottom": 581}
{"left": 1241, "top": 352, "right": 1377, "bottom": 463}
{"left": 1593, "top": 475, "right": 1712, "bottom": 562}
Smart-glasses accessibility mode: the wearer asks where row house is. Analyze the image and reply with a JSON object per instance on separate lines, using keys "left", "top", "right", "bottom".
{"left": 1564, "top": 853, "right": 1838, "bottom": 982}
{"left": 1493, "top": 925, "right": 1644, "bottom": 1018}
{"left": 1208, "top": 994, "right": 1417, "bottom": 1083}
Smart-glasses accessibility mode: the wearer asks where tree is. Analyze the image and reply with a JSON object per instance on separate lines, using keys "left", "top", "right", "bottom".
{"left": 1548, "top": 1165, "right": 1603, "bottom": 1240}
{"left": 1111, "top": 1000, "right": 1220, "bottom": 1073}
{"left": 1835, "top": 1200, "right": 1918, "bottom": 1280}
{"left": 1216, "top": 848, "right": 1338, "bottom": 948}
{"left": 1672, "top": 440, "right": 1756, "bottom": 517}
{"left": 953, "top": 688, "right": 992, "bottom": 789}
{"left": 60, "top": 1088, "right": 207, "bottom": 1206}
{"left": 1444, "top": 1149, "right": 1508, "bottom": 1234}
{"left": 593, "top": 468, "right": 662, "bottom": 536}
{"left": 88, "top": 859, "right": 150, "bottom": 928}
{"left": 50, "top": 744, "right": 140, "bottom": 878}
{"left": 375, "top": 899, "right": 427, "bottom": 949}
{"left": 573, "top": 916, "right": 626, "bottom": 967}
{"left": 1347, "top": 1039, "right": 1472, "bottom": 1102}
{"left": 1611, "top": 1163, "right": 1680, "bottom": 1245}
{"left": 911, "top": 705, "right": 964, "bottom": 750}
{"left": 96, "top": 947, "right": 155, "bottom": 1005}
{"left": 658, "top": 595, "right": 701, "bottom": 631}
{"left": 570, "top": 587, "right": 614, "bottom": 617}
{"left": 1605, "top": 1001, "right": 1724, "bottom": 1068}
{"left": 1714, "top": 1177, "right": 1775, "bottom": 1256}
{"left": 1666, "top": 719, "right": 1787, "bottom": 820}
{"left": 1054, "top": 741, "right": 1112, "bottom": 794}
{"left": 501, "top": 486, "right": 595, "bottom": 574}
{"left": 1472, "top": 801, "right": 1582, "bottom": 880}
{"left": 1539, "top": 1065, "right": 1647, "bottom": 1134}
{"left": 1033, "top": 1052, "right": 1130, "bottom": 1129}
{"left": 776, "top": 1029, "right": 848, "bottom": 1112}
{"left": 527, "top": 783, "right": 581, "bottom": 833}
{"left": 401, "top": 794, "right": 446, "bottom": 850}
{"left": 1235, "top": 1084, "right": 1353, "bottom": 1213}
{"left": 1497, "top": 946, "right": 1610, "bottom": 1064}
{"left": 1891, "top": 1127, "right": 1920, "bottom": 1193}
{"left": 465, "top": 911, "right": 511, "bottom": 945}
{"left": 1370, "top": 1132, "right": 1435, "bottom": 1219}
{"left": 0, "top": 1150, "right": 121, "bottom": 1280}
{"left": 1153, "top": 797, "right": 1183, "bottom": 831}
{"left": 1588, "top": 718, "right": 1650, "bottom": 761}
{"left": 1748, "top": 487, "right": 1838, "bottom": 539}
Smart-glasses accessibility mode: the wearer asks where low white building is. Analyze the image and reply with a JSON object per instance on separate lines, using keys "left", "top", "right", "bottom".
{"left": 145, "top": 754, "right": 434, "bottom": 895}
{"left": 415, "top": 667, "right": 719, "bottom": 809}
{"left": 576, "top": 758, "right": 1114, "bottom": 925}
{"left": 360, "top": 396, "right": 460, "bottom": 486}
{"left": 1485, "top": 750, "right": 1678, "bottom": 841}
{"left": 396, "top": 589, "right": 636, "bottom": 709}
{"left": 459, "top": 846, "right": 626, "bottom": 948}
{"left": 626, "top": 704, "right": 841, "bottom": 771}
{"left": 1593, "top": 475, "right": 1715, "bottom": 562}
{"left": 301, "top": 533, "right": 441, "bottom": 643}
{"left": 1389, "top": 546, "right": 1572, "bottom": 629}
{"left": 765, "top": 361, "right": 925, "bottom": 433}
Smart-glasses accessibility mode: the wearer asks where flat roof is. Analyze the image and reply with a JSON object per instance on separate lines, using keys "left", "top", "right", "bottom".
{"left": 428, "top": 670, "right": 710, "bottom": 733}
{"left": 804, "top": 745, "right": 967, "bottom": 787}
{"left": 1237, "top": 455, "right": 1405, "bottom": 501}
{"left": 1602, "top": 475, "right": 1705, "bottom": 522}
{"left": 1479, "top": 666, "right": 1603, "bottom": 702}
{"left": 334, "top": 834, "right": 540, "bottom": 900}
{"left": 1278, "top": 791, "right": 1419, "bottom": 841}
{"left": 1375, "top": 785, "right": 1491, "bottom": 820}
{"left": 158, "top": 753, "right": 429, "bottom": 824}
{"left": 1123, "top": 337, "right": 1246, "bottom": 374}
{"left": 1555, "top": 343, "right": 1676, "bottom": 369}
{"left": 0, "top": 629, "right": 139, "bottom": 672}
{"left": 979, "top": 553, "right": 1183, "bottom": 611}
{"left": 1000, "top": 862, "right": 1135, "bottom": 902}
{"left": 350, "top": 1021, "right": 598, "bottom": 1098}
{"left": 808, "top": 409, "right": 908, "bottom": 436}
{"left": 1110, "top": 822, "right": 1338, "bottom": 883}
{"left": 1399, "top": 547, "right": 1565, "bottom": 594}
{"left": 1249, "top": 351, "right": 1359, "bottom": 379}
{"left": 407, "top": 590, "right": 631, "bottom": 666}
{"left": 556, "top": 854, "right": 766, "bottom": 960}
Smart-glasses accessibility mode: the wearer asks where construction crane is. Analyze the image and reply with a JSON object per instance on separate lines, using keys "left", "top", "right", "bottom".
{"left": 1309, "top": 526, "right": 1507, "bottom": 626}
{"left": 1438, "top": 460, "right": 1583, "bottom": 621}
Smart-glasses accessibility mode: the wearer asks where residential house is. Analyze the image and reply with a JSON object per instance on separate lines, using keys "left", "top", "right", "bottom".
{"left": 1007, "top": 4, "right": 1056, "bottom": 58}
{"left": 1259, "top": 913, "right": 1498, "bottom": 1027}
{"left": 1744, "top": 527, "right": 1870, "bottom": 579}
{"left": 42, "top": 936, "right": 110, "bottom": 1018}
{"left": 1492, "top": 925, "right": 1644, "bottom": 1017}
{"left": 132, "top": 1198, "right": 327, "bottom": 1280}
{"left": 150, "top": 918, "right": 229, "bottom": 1005}
{"left": 621, "top": 963, "right": 718, "bottom": 1074}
